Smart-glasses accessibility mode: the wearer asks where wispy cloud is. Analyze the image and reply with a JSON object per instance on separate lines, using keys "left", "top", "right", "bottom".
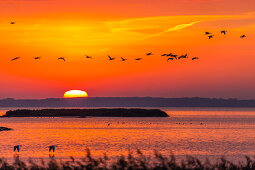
{"left": 104, "top": 16, "right": 202, "bottom": 40}
{"left": 103, "top": 13, "right": 255, "bottom": 42}
{"left": 143, "top": 21, "right": 200, "bottom": 39}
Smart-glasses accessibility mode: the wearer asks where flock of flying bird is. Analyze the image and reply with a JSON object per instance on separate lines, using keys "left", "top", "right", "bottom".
{"left": 205, "top": 30, "right": 247, "bottom": 39}
{"left": 8, "top": 21, "right": 201, "bottom": 63}
{"left": 10, "top": 52, "right": 199, "bottom": 62}
{"left": 8, "top": 21, "right": 247, "bottom": 63}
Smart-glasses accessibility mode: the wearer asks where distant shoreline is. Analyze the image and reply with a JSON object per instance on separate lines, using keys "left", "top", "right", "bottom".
{"left": 1, "top": 108, "right": 169, "bottom": 117}
{"left": 1, "top": 97, "right": 255, "bottom": 107}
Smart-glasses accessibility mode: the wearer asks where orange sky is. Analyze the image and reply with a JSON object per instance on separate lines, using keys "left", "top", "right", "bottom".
{"left": 0, "top": 0, "right": 254, "bottom": 99}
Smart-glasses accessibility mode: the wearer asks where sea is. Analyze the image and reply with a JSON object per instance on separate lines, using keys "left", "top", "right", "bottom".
{"left": 1, "top": 107, "right": 255, "bottom": 163}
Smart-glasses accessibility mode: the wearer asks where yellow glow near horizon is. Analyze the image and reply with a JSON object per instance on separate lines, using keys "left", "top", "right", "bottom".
{"left": 64, "top": 90, "right": 88, "bottom": 98}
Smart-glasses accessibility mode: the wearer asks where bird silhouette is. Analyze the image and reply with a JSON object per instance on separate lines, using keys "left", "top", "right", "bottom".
{"left": 178, "top": 54, "right": 188, "bottom": 59}
{"left": 208, "top": 35, "right": 214, "bottom": 39}
{"left": 11, "top": 57, "right": 20, "bottom": 61}
{"left": 49, "top": 145, "right": 57, "bottom": 152}
{"left": 135, "top": 58, "right": 142, "bottom": 60}
{"left": 205, "top": 32, "right": 212, "bottom": 35}
{"left": 221, "top": 30, "right": 227, "bottom": 35}
{"left": 58, "top": 57, "right": 65, "bottom": 61}
{"left": 171, "top": 54, "right": 178, "bottom": 59}
{"left": 85, "top": 55, "right": 92, "bottom": 59}
{"left": 192, "top": 57, "right": 199, "bottom": 60}
{"left": 121, "top": 57, "right": 127, "bottom": 61}
{"left": 167, "top": 58, "right": 174, "bottom": 61}
{"left": 166, "top": 53, "right": 172, "bottom": 57}
{"left": 146, "top": 52, "right": 153, "bottom": 56}
{"left": 34, "top": 57, "right": 41, "bottom": 60}
{"left": 14, "top": 145, "right": 22, "bottom": 152}
{"left": 108, "top": 55, "right": 115, "bottom": 60}
{"left": 10, "top": 22, "right": 15, "bottom": 25}
{"left": 161, "top": 54, "right": 168, "bottom": 56}
{"left": 240, "top": 34, "right": 246, "bottom": 38}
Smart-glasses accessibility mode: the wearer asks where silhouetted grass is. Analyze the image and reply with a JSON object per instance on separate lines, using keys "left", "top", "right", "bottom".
{"left": 1, "top": 149, "right": 255, "bottom": 169}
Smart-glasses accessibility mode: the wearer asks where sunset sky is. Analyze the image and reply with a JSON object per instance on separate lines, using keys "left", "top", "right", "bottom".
{"left": 0, "top": 0, "right": 254, "bottom": 99}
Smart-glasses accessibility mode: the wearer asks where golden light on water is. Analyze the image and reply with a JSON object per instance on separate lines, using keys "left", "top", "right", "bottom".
{"left": 64, "top": 90, "right": 88, "bottom": 98}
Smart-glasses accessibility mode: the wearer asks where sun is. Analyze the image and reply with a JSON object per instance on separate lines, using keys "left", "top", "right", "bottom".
{"left": 63, "top": 90, "right": 88, "bottom": 98}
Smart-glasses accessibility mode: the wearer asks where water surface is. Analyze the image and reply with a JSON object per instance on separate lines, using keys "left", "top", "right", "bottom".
{"left": 0, "top": 107, "right": 255, "bottom": 162}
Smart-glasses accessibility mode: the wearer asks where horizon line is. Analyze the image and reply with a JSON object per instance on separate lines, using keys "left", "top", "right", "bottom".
{"left": 0, "top": 97, "right": 254, "bottom": 101}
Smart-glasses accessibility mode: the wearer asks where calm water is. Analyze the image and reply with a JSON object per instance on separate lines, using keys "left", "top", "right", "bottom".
{"left": 1, "top": 107, "right": 255, "bottom": 162}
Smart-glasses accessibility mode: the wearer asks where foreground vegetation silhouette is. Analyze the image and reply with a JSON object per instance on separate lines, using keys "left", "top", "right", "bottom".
{"left": 1, "top": 149, "right": 255, "bottom": 169}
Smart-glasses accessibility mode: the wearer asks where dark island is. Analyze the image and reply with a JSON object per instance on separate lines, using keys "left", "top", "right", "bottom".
{"left": 2, "top": 108, "right": 169, "bottom": 118}
{"left": 0, "top": 127, "right": 12, "bottom": 131}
